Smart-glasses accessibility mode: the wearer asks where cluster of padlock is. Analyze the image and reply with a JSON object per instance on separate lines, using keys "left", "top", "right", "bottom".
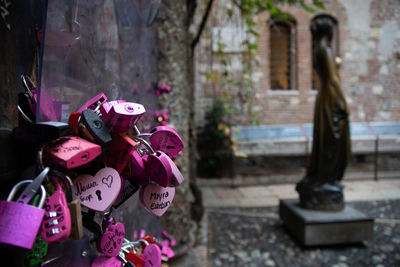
{"left": 0, "top": 75, "right": 185, "bottom": 266}
{"left": 91, "top": 216, "right": 176, "bottom": 267}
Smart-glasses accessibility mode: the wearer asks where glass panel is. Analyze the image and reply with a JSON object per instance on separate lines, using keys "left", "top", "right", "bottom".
{"left": 39, "top": 0, "right": 158, "bottom": 132}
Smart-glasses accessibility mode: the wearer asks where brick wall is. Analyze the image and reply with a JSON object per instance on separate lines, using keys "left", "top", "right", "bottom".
{"left": 194, "top": 0, "right": 400, "bottom": 127}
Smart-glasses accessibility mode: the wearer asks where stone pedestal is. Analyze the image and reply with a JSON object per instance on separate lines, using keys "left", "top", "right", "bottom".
{"left": 279, "top": 199, "right": 374, "bottom": 246}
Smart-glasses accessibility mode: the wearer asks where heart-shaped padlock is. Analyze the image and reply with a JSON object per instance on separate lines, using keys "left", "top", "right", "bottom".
{"left": 97, "top": 221, "right": 125, "bottom": 257}
{"left": 145, "top": 151, "right": 172, "bottom": 187}
{"left": 163, "top": 153, "right": 184, "bottom": 187}
{"left": 149, "top": 126, "right": 184, "bottom": 159}
{"left": 74, "top": 167, "right": 122, "bottom": 212}
{"left": 40, "top": 177, "right": 71, "bottom": 242}
{"left": 122, "top": 149, "right": 147, "bottom": 185}
{"left": 142, "top": 243, "right": 162, "bottom": 267}
{"left": 139, "top": 183, "right": 175, "bottom": 216}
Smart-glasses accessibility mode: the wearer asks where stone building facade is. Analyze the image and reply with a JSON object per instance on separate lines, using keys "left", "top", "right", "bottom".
{"left": 193, "top": 0, "right": 400, "bottom": 127}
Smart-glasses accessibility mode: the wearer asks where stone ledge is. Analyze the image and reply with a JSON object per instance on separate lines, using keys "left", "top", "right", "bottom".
{"left": 233, "top": 122, "right": 400, "bottom": 156}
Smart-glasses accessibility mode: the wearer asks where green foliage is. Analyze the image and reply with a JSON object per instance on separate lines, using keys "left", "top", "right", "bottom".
{"left": 207, "top": 0, "right": 324, "bottom": 125}
{"left": 197, "top": 0, "right": 325, "bottom": 176}
{"left": 197, "top": 99, "right": 233, "bottom": 177}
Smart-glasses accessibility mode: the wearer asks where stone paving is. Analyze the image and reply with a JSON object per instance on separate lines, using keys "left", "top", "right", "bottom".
{"left": 170, "top": 179, "right": 400, "bottom": 266}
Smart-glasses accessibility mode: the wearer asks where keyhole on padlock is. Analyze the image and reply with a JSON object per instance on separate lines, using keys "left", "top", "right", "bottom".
{"left": 96, "top": 190, "right": 102, "bottom": 201}
{"left": 93, "top": 120, "right": 102, "bottom": 129}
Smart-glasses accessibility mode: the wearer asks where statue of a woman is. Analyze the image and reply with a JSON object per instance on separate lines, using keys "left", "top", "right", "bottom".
{"left": 296, "top": 17, "right": 351, "bottom": 211}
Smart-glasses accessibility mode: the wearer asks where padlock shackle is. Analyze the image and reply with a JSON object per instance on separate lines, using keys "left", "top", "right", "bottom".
{"left": 20, "top": 74, "right": 36, "bottom": 103}
{"left": 135, "top": 137, "right": 155, "bottom": 154}
{"left": 7, "top": 180, "right": 46, "bottom": 209}
{"left": 49, "top": 170, "right": 75, "bottom": 201}
{"left": 17, "top": 105, "right": 34, "bottom": 123}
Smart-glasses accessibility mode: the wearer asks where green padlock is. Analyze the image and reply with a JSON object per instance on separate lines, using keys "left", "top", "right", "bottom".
{"left": 23, "top": 195, "right": 49, "bottom": 267}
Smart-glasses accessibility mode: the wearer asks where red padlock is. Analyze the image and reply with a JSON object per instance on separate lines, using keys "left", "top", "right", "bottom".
{"left": 43, "top": 136, "right": 102, "bottom": 169}
{"left": 125, "top": 251, "right": 146, "bottom": 267}
{"left": 104, "top": 133, "right": 137, "bottom": 173}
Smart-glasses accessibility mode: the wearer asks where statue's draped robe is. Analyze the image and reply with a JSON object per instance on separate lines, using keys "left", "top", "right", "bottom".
{"left": 306, "top": 44, "right": 351, "bottom": 186}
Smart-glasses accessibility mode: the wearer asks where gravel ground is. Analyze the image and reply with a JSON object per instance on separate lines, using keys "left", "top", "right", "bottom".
{"left": 208, "top": 199, "right": 400, "bottom": 267}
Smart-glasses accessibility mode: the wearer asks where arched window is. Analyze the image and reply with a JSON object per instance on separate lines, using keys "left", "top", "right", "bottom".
{"left": 311, "top": 15, "right": 339, "bottom": 90}
{"left": 269, "top": 20, "right": 297, "bottom": 90}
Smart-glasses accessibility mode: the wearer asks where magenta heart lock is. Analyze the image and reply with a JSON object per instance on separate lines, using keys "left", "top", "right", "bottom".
{"left": 149, "top": 126, "right": 184, "bottom": 159}
{"left": 161, "top": 240, "right": 175, "bottom": 259}
{"left": 74, "top": 167, "right": 122, "bottom": 212}
{"left": 98, "top": 222, "right": 125, "bottom": 257}
{"left": 146, "top": 151, "right": 172, "bottom": 187}
{"left": 139, "top": 183, "right": 175, "bottom": 216}
{"left": 142, "top": 243, "right": 162, "bottom": 267}
{"left": 163, "top": 153, "right": 184, "bottom": 187}
{"left": 122, "top": 149, "right": 147, "bottom": 186}
{"left": 91, "top": 255, "right": 122, "bottom": 267}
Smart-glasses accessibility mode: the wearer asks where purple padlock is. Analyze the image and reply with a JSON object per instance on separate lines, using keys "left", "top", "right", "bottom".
{"left": 149, "top": 126, "right": 184, "bottom": 159}
{"left": 102, "top": 102, "right": 145, "bottom": 133}
{"left": 0, "top": 180, "right": 46, "bottom": 250}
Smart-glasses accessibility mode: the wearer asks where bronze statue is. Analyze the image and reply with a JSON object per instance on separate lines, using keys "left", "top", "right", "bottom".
{"left": 296, "top": 17, "right": 351, "bottom": 211}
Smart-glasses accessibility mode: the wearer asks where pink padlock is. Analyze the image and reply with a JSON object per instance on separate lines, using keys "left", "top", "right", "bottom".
{"left": 104, "top": 133, "right": 137, "bottom": 173}
{"left": 122, "top": 149, "right": 146, "bottom": 185}
{"left": 40, "top": 178, "right": 71, "bottom": 242}
{"left": 102, "top": 102, "right": 145, "bottom": 133}
{"left": 0, "top": 180, "right": 46, "bottom": 250}
{"left": 43, "top": 136, "right": 102, "bottom": 169}
{"left": 99, "top": 99, "right": 126, "bottom": 115}
{"left": 98, "top": 222, "right": 125, "bottom": 257}
{"left": 164, "top": 153, "right": 184, "bottom": 187}
{"left": 149, "top": 126, "right": 184, "bottom": 159}
{"left": 77, "top": 93, "right": 107, "bottom": 113}
{"left": 139, "top": 183, "right": 175, "bottom": 216}
{"left": 146, "top": 151, "right": 172, "bottom": 188}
